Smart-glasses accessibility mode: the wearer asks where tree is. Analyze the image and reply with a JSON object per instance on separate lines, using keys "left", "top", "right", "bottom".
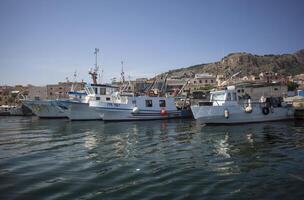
{"left": 287, "top": 81, "right": 299, "bottom": 91}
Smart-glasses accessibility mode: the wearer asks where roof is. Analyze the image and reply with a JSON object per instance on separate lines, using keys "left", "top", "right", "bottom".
{"left": 87, "top": 83, "right": 119, "bottom": 88}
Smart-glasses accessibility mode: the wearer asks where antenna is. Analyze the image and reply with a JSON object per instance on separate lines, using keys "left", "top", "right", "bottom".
{"left": 73, "top": 70, "right": 77, "bottom": 82}
{"left": 94, "top": 48, "right": 99, "bottom": 70}
{"left": 121, "top": 61, "right": 125, "bottom": 83}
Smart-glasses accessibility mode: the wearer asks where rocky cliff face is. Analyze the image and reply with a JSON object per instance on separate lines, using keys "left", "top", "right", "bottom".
{"left": 163, "top": 49, "right": 304, "bottom": 79}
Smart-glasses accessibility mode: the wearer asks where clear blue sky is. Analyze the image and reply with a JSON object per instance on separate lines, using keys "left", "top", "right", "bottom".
{"left": 0, "top": 0, "right": 304, "bottom": 85}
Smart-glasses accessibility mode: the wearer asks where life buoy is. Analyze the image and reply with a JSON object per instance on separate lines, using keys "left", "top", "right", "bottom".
{"left": 160, "top": 109, "right": 168, "bottom": 116}
{"left": 262, "top": 107, "right": 269, "bottom": 115}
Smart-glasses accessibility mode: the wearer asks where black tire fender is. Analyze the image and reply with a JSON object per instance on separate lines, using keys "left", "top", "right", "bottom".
{"left": 262, "top": 107, "right": 269, "bottom": 115}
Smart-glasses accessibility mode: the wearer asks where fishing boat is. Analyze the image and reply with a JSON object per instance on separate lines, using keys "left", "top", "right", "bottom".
{"left": 21, "top": 90, "right": 87, "bottom": 119}
{"left": 64, "top": 48, "right": 122, "bottom": 120}
{"left": 65, "top": 84, "right": 119, "bottom": 120}
{"left": 89, "top": 93, "right": 188, "bottom": 121}
{"left": 191, "top": 86, "right": 294, "bottom": 124}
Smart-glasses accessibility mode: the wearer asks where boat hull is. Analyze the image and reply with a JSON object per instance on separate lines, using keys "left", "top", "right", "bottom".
{"left": 93, "top": 107, "right": 183, "bottom": 121}
{"left": 191, "top": 104, "right": 294, "bottom": 124}
{"left": 66, "top": 102, "right": 102, "bottom": 121}
{"left": 22, "top": 100, "right": 67, "bottom": 118}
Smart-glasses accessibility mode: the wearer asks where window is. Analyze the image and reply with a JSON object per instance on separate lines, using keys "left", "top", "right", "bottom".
{"left": 211, "top": 80, "right": 214, "bottom": 83}
{"left": 226, "top": 93, "right": 231, "bottom": 101}
{"left": 50, "top": 92, "right": 53, "bottom": 95}
{"left": 145, "top": 100, "right": 153, "bottom": 107}
{"left": 233, "top": 93, "right": 237, "bottom": 101}
{"left": 237, "top": 89, "right": 240, "bottom": 93}
{"left": 205, "top": 80, "right": 208, "bottom": 83}
{"left": 274, "top": 88, "right": 278, "bottom": 91}
{"left": 211, "top": 93, "right": 225, "bottom": 101}
{"left": 106, "top": 97, "right": 110, "bottom": 101}
{"left": 159, "top": 100, "right": 166, "bottom": 107}
{"left": 96, "top": 97, "right": 100, "bottom": 100}
{"left": 100, "top": 88, "right": 106, "bottom": 95}
{"left": 94, "top": 87, "right": 98, "bottom": 94}
{"left": 199, "top": 80, "right": 202, "bottom": 83}
{"left": 194, "top": 81, "right": 196, "bottom": 84}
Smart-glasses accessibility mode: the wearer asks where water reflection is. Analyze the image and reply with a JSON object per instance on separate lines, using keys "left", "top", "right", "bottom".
{"left": 1, "top": 117, "right": 304, "bottom": 199}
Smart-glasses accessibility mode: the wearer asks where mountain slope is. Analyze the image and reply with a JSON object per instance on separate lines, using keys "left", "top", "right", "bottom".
{"left": 163, "top": 49, "right": 304, "bottom": 79}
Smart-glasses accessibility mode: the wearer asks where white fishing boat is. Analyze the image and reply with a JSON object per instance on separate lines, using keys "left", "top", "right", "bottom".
{"left": 21, "top": 90, "right": 87, "bottom": 119}
{"left": 89, "top": 93, "right": 189, "bottom": 121}
{"left": 191, "top": 86, "right": 294, "bottom": 124}
{"left": 65, "top": 84, "right": 119, "bottom": 120}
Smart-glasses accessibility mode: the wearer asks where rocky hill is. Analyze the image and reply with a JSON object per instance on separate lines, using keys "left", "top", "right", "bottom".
{"left": 162, "top": 49, "right": 304, "bottom": 79}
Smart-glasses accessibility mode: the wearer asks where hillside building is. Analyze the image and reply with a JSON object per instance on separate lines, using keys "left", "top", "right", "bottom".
{"left": 27, "top": 85, "right": 47, "bottom": 100}
{"left": 46, "top": 81, "right": 85, "bottom": 99}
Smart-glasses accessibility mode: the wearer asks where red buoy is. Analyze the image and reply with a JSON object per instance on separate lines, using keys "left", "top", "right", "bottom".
{"left": 160, "top": 109, "right": 168, "bottom": 116}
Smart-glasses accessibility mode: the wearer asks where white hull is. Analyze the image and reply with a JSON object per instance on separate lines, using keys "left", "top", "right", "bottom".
{"left": 66, "top": 102, "right": 102, "bottom": 121}
{"left": 22, "top": 100, "right": 67, "bottom": 118}
{"left": 191, "top": 104, "right": 294, "bottom": 124}
{"left": 93, "top": 107, "right": 182, "bottom": 121}
{"left": 89, "top": 95, "right": 183, "bottom": 121}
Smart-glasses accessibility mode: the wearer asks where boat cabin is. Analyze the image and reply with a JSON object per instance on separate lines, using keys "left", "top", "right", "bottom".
{"left": 210, "top": 86, "right": 239, "bottom": 106}
{"left": 68, "top": 91, "right": 87, "bottom": 101}
{"left": 84, "top": 84, "right": 119, "bottom": 103}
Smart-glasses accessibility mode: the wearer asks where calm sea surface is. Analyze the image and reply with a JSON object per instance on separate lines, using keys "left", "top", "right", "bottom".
{"left": 1, "top": 117, "right": 304, "bottom": 199}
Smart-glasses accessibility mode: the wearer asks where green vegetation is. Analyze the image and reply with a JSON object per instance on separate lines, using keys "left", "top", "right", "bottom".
{"left": 287, "top": 81, "right": 299, "bottom": 91}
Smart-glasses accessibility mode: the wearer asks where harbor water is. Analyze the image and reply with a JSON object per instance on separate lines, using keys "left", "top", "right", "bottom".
{"left": 1, "top": 117, "right": 304, "bottom": 199}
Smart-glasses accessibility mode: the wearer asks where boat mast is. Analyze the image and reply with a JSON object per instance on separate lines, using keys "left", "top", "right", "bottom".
{"left": 121, "top": 61, "right": 125, "bottom": 83}
{"left": 89, "top": 48, "right": 99, "bottom": 84}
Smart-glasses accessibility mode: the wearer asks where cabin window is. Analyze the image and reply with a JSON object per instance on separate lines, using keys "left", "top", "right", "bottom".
{"left": 226, "top": 93, "right": 232, "bottom": 101}
{"left": 96, "top": 97, "right": 100, "bottom": 100}
{"left": 237, "top": 89, "right": 240, "bottom": 93}
{"left": 211, "top": 93, "right": 225, "bottom": 101}
{"left": 145, "top": 100, "right": 153, "bottom": 107}
{"left": 132, "top": 100, "right": 136, "bottom": 105}
{"left": 94, "top": 87, "right": 98, "bottom": 94}
{"left": 274, "top": 88, "right": 278, "bottom": 91}
{"left": 233, "top": 93, "right": 237, "bottom": 101}
{"left": 241, "top": 89, "right": 244, "bottom": 93}
{"left": 159, "top": 100, "right": 166, "bottom": 107}
{"left": 106, "top": 97, "right": 110, "bottom": 101}
{"left": 100, "top": 88, "right": 106, "bottom": 95}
